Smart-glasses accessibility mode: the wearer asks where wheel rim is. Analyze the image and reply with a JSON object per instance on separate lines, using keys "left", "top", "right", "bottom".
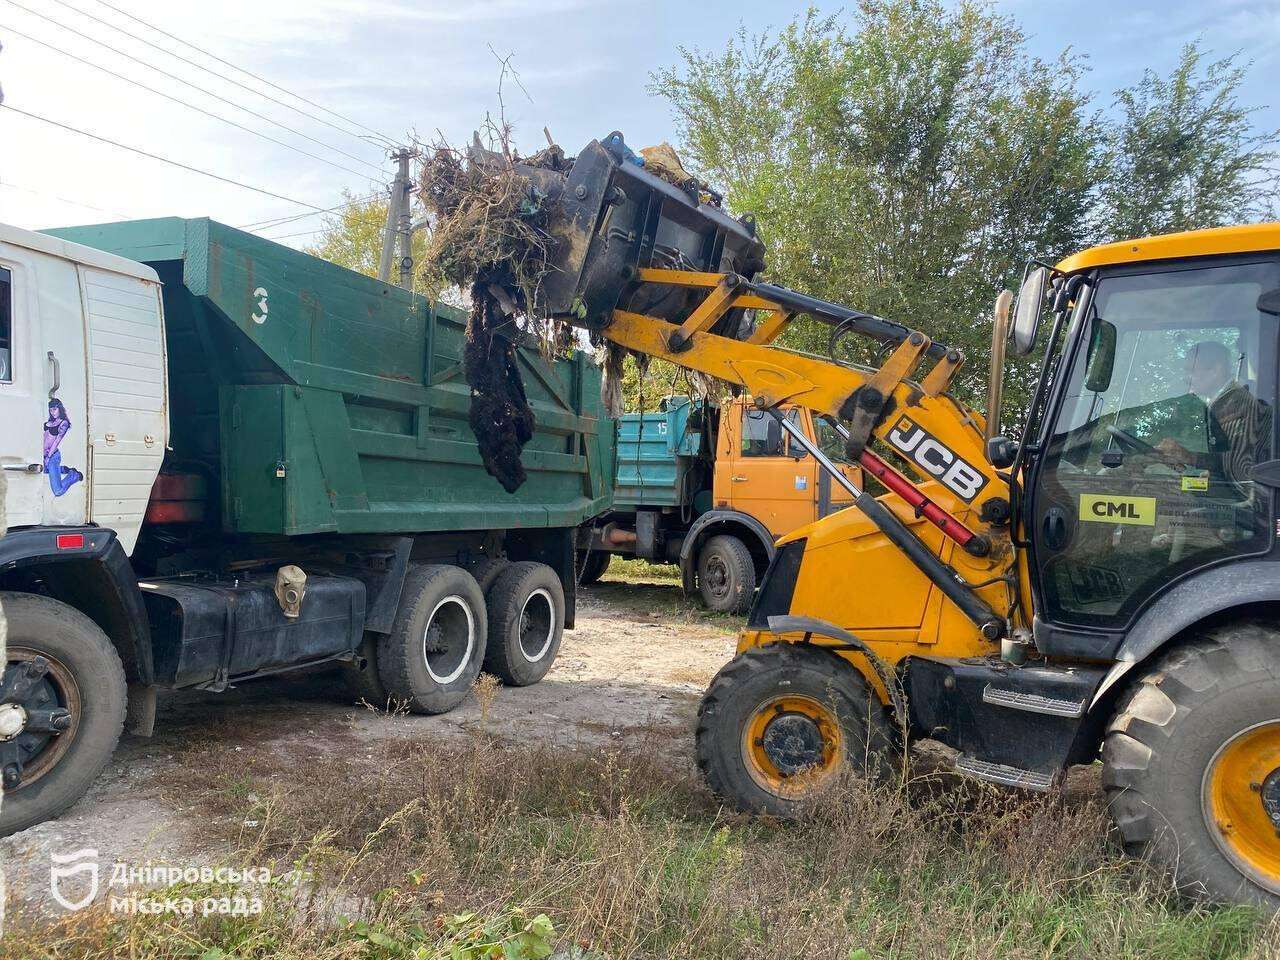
{"left": 741, "top": 694, "right": 843, "bottom": 799}
{"left": 421, "top": 596, "right": 475, "bottom": 685}
{"left": 517, "top": 588, "right": 555, "bottom": 663}
{"left": 3, "top": 646, "right": 82, "bottom": 791}
{"left": 1202, "top": 719, "right": 1280, "bottom": 894}
{"left": 703, "top": 555, "right": 730, "bottom": 600}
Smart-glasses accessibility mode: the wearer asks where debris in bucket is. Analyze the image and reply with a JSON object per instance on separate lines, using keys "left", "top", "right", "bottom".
{"left": 419, "top": 136, "right": 562, "bottom": 493}
{"left": 418, "top": 129, "right": 738, "bottom": 490}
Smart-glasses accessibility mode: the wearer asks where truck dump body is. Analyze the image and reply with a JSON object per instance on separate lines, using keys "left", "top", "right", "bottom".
{"left": 614, "top": 398, "right": 702, "bottom": 508}
{"left": 46, "top": 218, "right": 613, "bottom": 536}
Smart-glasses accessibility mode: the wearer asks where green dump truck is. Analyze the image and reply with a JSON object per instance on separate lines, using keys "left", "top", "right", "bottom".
{"left": 0, "top": 217, "right": 613, "bottom": 835}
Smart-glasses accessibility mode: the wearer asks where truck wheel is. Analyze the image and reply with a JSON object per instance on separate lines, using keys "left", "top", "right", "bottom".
{"left": 697, "top": 535, "right": 755, "bottom": 613}
{"left": 576, "top": 550, "right": 611, "bottom": 586}
{"left": 483, "top": 562, "right": 565, "bottom": 686}
{"left": 377, "top": 565, "right": 487, "bottom": 715}
{"left": 471, "top": 558, "right": 511, "bottom": 594}
{"left": 0, "top": 593, "right": 127, "bottom": 837}
{"left": 696, "top": 643, "right": 892, "bottom": 818}
{"left": 1103, "top": 627, "right": 1280, "bottom": 909}
{"left": 340, "top": 633, "right": 389, "bottom": 708}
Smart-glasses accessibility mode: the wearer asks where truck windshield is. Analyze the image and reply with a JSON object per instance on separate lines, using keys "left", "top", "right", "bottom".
{"left": 816, "top": 418, "right": 852, "bottom": 463}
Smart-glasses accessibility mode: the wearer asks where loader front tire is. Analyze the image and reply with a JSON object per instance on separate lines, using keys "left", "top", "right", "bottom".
{"left": 1103, "top": 626, "right": 1280, "bottom": 910}
{"left": 696, "top": 643, "right": 892, "bottom": 818}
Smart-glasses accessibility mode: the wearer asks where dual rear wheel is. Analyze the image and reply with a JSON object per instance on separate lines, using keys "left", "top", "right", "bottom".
{"left": 345, "top": 560, "right": 565, "bottom": 713}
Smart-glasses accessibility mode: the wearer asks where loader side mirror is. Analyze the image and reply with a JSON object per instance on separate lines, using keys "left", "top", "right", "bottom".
{"left": 1011, "top": 266, "right": 1048, "bottom": 356}
{"left": 985, "top": 289, "right": 1014, "bottom": 449}
{"left": 1084, "top": 318, "right": 1117, "bottom": 394}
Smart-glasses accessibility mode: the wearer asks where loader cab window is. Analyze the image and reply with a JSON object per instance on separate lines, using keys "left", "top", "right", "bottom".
{"left": 0, "top": 266, "right": 12, "bottom": 383}
{"left": 741, "top": 407, "right": 802, "bottom": 457}
{"left": 1034, "top": 259, "right": 1278, "bottom": 629}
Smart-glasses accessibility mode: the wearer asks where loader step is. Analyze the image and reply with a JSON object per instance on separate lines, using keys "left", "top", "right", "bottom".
{"left": 954, "top": 755, "right": 1055, "bottom": 792}
{"left": 980, "top": 684, "right": 1085, "bottom": 718}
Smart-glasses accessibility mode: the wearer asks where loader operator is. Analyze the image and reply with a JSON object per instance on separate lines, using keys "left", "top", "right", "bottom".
{"left": 1151, "top": 339, "right": 1271, "bottom": 485}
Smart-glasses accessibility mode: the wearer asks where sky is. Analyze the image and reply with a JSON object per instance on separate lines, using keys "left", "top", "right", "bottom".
{"left": 1, "top": 0, "right": 1277, "bottom": 249}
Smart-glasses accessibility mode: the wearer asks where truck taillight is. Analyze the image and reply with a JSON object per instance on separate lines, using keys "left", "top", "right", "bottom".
{"left": 55, "top": 533, "right": 85, "bottom": 550}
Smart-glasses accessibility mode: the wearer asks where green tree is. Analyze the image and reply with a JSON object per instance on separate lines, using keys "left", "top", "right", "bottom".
{"left": 304, "top": 190, "right": 428, "bottom": 282}
{"left": 651, "top": 1, "right": 1103, "bottom": 409}
{"left": 1097, "top": 43, "right": 1279, "bottom": 242}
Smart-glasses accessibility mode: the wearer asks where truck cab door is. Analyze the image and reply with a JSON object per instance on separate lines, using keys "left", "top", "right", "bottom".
{"left": 0, "top": 245, "right": 90, "bottom": 530}
{"left": 1029, "top": 257, "right": 1279, "bottom": 633}
{"left": 716, "top": 402, "right": 816, "bottom": 535}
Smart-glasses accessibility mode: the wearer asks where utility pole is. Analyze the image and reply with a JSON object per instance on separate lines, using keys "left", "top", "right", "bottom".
{"left": 378, "top": 147, "right": 416, "bottom": 287}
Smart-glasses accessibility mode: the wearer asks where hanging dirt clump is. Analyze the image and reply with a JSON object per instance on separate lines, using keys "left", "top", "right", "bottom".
{"left": 419, "top": 138, "right": 562, "bottom": 493}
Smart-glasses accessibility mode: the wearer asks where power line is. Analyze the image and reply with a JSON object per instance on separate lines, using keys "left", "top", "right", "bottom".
{"left": 47, "top": 0, "right": 396, "bottom": 151}
{"left": 1, "top": 21, "right": 386, "bottom": 183}
{"left": 1, "top": 103, "right": 333, "bottom": 213}
{"left": 239, "top": 191, "right": 388, "bottom": 231}
{"left": 262, "top": 218, "right": 386, "bottom": 243}
{"left": 87, "top": 0, "right": 399, "bottom": 148}
{"left": 0, "top": 179, "right": 130, "bottom": 218}
{"left": 1, "top": 0, "right": 387, "bottom": 175}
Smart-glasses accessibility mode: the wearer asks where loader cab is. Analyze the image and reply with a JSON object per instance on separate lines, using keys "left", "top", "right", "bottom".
{"left": 1010, "top": 238, "right": 1280, "bottom": 647}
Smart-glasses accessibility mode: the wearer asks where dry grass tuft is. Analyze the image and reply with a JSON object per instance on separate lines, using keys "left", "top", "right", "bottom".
{"left": 5, "top": 735, "right": 1279, "bottom": 959}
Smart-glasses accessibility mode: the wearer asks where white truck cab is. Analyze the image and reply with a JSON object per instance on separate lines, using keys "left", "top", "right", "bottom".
{"left": 0, "top": 223, "right": 167, "bottom": 549}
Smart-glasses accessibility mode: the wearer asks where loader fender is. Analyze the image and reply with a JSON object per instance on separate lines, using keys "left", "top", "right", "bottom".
{"left": 1091, "top": 559, "right": 1280, "bottom": 709}
{"left": 679, "top": 510, "right": 775, "bottom": 595}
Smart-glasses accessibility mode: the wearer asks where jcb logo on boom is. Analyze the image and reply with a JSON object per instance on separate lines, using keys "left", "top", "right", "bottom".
{"left": 886, "top": 418, "right": 988, "bottom": 502}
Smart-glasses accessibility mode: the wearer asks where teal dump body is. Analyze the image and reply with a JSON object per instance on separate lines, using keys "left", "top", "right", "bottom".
{"left": 614, "top": 397, "right": 702, "bottom": 508}
{"left": 47, "top": 217, "right": 614, "bottom": 536}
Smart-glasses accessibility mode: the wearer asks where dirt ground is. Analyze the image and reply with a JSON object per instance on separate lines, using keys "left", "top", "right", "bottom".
{"left": 0, "top": 579, "right": 738, "bottom": 915}
{"left": 0, "top": 574, "right": 1104, "bottom": 920}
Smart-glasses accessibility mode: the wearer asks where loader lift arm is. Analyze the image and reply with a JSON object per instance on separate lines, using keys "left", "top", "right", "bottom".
{"left": 599, "top": 267, "right": 1011, "bottom": 641}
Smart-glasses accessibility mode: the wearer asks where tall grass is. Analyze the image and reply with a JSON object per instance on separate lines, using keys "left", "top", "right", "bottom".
{"left": 5, "top": 734, "right": 1278, "bottom": 959}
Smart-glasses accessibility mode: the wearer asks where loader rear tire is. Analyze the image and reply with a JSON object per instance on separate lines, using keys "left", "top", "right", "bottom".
{"left": 697, "top": 535, "right": 755, "bottom": 614}
{"left": 1103, "top": 626, "right": 1280, "bottom": 910}
{"left": 696, "top": 643, "right": 892, "bottom": 818}
{"left": 377, "top": 565, "right": 487, "bottom": 715}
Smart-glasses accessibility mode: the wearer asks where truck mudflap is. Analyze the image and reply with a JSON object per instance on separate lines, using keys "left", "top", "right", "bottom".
{"left": 140, "top": 573, "right": 365, "bottom": 690}
{"left": 903, "top": 656, "right": 1109, "bottom": 787}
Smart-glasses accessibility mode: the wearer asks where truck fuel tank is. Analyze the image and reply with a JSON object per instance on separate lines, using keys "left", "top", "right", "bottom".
{"left": 140, "top": 572, "right": 365, "bottom": 690}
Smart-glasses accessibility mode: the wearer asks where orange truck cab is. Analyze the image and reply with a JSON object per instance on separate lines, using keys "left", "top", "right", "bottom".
{"left": 580, "top": 395, "right": 861, "bottom": 612}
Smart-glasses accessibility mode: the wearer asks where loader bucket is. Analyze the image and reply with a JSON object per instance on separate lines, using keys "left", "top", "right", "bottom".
{"left": 488, "top": 132, "right": 767, "bottom": 333}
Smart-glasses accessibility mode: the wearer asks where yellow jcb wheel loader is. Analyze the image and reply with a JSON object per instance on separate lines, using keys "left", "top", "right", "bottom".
{"left": 518, "top": 131, "right": 1280, "bottom": 909}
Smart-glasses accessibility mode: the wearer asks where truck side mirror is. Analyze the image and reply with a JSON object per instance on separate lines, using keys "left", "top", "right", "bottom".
{"left": 985, "top": 289, "right": 1014, "bottom": 453}
{"left": 1010, "top": 266, "right": 1048, "bottom": 357}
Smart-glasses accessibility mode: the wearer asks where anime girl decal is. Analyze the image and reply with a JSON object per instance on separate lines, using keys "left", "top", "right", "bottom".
{"left": 44, "top": 398, "right": 83, "bottom": 497}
